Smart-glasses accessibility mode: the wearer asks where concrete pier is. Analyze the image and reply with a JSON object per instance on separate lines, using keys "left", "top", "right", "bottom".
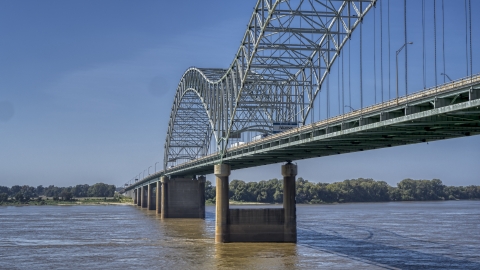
{"left": 214, "top": 162, "right": 297, "bottom": 243}
{"left": 161, "top": 176, "right": 205, "bottom": 218}
{"left": 214, "top": 164, "right": 230, "bottom": 243}
{"left": 136, "top": 188, "right": 141, "bottom": 207}
{"left": 147, "top": 183, "right": 156, "bottom": 211}
{"left": 156, "top": 180, "right": 161, "bottom": 214}
{"left": 198, "top": 176, "right": 206, "bottom": 218}
{"left": 160, "top": 176, "right": 168, "bottom": 219}
{"left": 133, "top": 189, "right": 137, "bottom": 205}
{"left": 141, "top": 186, "right": 147, "bottom": 208}
{"left": 282, "top": 162, "right": 297, "bottom": 243}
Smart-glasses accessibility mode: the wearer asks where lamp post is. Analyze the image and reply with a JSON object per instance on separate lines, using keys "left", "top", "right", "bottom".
{"left": 148, "top": 166, "right": 152, "bottom": 175}
{"left": 143, "top": 169, "right": 146, "bottom": 179}
{"left": 155, "top": 162, "right": 159, "bottom": 173}
{"left": 441, "top": 72, "right": 453, "bottom": 82}
{"left": 344, "top": 105, "right": 355, "bottom": 112}
{"left": 396, "top": 42, "right": 413, "bottom": 105}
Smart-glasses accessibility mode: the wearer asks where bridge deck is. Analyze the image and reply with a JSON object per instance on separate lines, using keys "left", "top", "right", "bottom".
{"left": 126, "top": 74, "right": 480, "bottom": 190}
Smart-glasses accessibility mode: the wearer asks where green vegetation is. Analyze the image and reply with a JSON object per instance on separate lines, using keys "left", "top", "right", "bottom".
{"left": 0, "top": 183, "right": 131, "bottom": 205}
{"left": 205, "top": 178, "right": 480, "bottom": 204}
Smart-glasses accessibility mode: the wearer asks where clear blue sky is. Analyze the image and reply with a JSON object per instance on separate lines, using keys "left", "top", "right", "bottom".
{"left": 0, "top": 0, "right": 478, "bottom": 188}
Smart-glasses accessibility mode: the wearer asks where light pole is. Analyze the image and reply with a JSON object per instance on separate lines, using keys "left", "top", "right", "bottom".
{"left": 441, "top": 72, "right": 453, "bottom": 82}
{"left": 143, "top": 169, "right": 146, "bottom": 178}
{"left": 148, "top": 166, "right": 152, "bottom": 175}
{"left": 396, "top": 42, "right": 413, "bottom": 105}
{"left": 344, "top": 105, "right": 355, "bottom": 112}
{"left": 155, "top": 162, "right": 159, "bottom": 173}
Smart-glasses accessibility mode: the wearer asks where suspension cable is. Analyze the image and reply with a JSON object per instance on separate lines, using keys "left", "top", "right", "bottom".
{"left": 469, "top": 0, "right": 473, "bottom": 83}
{"left": 342, "top": 42, "right": 345, "bottom": 115}
{"left": 442, "top": 0, "right": 446, "bottom": 83}
{"left": 388, "top": 0, "right": 391, "bottom": 100}
{"left": 338, "top": 52, "right": 340, "bottom": 115}
{"left": 380, "top": 0, "right": 384, "bottom": 103}
{"left": 374, "top": 5, "right": 377, "bottom": 104}
{"left": 434, "top": 0, "right": 438, "bottom": 91}
{"left": 349, "top": 34, "right": 351, "bottom": 109}
{"left": 465, "top": 0, "right": 469, "bottom": 76}
{"left": 360, "top": 18, "right": 363, "bottom": 112}
{"left": 327, "top": 70, "right": 330, "bottom": 119}
{"left": 404, "top": 0, "right": 408, "bottom": 97}
{"left": 422, "top": 0, "right": 426, "bottom": 88}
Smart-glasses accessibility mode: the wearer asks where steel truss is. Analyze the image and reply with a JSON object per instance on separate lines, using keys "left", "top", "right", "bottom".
{"left": 164, "top": 0, "right": 377, "bottom": 170}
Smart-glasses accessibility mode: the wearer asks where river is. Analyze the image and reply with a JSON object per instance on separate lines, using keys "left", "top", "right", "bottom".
{"left": 1, "top": 201, "right": 479, "bottom": 269}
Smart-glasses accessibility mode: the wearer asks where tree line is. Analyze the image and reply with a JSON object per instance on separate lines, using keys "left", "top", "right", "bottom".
{"left": 204, "top": 178, "right": 480, "bottom": 204}
{"left": 0, "top": 183, "right": 117, "bottom": 203}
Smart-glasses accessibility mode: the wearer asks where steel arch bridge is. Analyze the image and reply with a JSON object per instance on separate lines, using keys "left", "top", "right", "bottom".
{"left": 164, "top": 0, "right": 377, "bottom": 170}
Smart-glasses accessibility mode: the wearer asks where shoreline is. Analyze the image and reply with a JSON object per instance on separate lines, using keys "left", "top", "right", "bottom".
{"left": 2, "top": 199, "right": 472, "bottom": 207}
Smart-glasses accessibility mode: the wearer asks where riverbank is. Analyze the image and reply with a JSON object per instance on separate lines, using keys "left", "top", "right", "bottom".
{"left": 0, "top": 197, "right": 133, "bottom": 206}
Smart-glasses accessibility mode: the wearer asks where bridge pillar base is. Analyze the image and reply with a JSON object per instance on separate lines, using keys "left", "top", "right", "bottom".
{"left": 141, "top": 186, "right": 147, "bottom": 208}
{"left": 215, "top": 163, "right": 297, "bottom": 243}
{"left": 160, "top": 176, "right": 205, "bottom": 218}
{"left": 133, "top": 189, "right": 137, "bottom": 205}
{"left": 136, "top": 188, "right": 141, "bottom": 206}
{"left": 282, "top": 162, "right": 297, "bottom": 243}
{"left": 147, "top": 183, "right": 156, "bottom": 211}
{"left": 160, "top": 176, "right": 168, "bottom": 219}
{"left": 215, "top": 164, "right": 230, "bottom": 243}
{"left": 156, "top": 180, "right": 161, "bottom": 214}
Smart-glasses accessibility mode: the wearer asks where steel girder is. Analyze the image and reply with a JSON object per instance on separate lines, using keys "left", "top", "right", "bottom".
{"left": 164, "top": 0, "right": 377, "bottom": 170}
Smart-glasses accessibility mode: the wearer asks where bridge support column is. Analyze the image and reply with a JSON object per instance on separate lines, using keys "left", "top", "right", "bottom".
{"left": 282, "top": 162, "right": 297, "bottom": 243}
{"left": 147, "top": 183, "right": 155, "bottom": 211}
{"left": 141, "top": 186, "right": 147, "bottom": 208}
{"left": 156, "top": 180, "right": 161, "bottom": 214}
{"left": 133, "top": 189, "right": 137, "bottom": 205}
{"left": 136, "top": 188, "right": 141, "bottom": 206}
{"left": 160, "top": 176, "right": 168, "bottom": 219}
{"left": 214, "top": 164, "right": 230, "bottom": 243}
{"left": 198, "top": 176, "right": 206, "bottom": 218}
{"left": 215, "top": 162, "right": 297, "bottom": 243}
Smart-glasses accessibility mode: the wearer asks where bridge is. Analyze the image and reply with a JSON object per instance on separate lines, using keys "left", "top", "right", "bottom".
{"left": 122, "top": 0, "right": 479, "bottom": 243}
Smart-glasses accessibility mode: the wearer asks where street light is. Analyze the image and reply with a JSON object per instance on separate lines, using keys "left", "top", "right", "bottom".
{"left": 148, "top": 166, "right": 152, "bottom": 175}
{"left": 344, "top": 105, "right": 355, "bottom": 112}
{"left": 143, "top": 169, "right": 146, "bottom": 178}
{"left": 396, "top": 42, "right": 413, "bottom": 105}
{"left": 441, "top": 72, "right": 453, "bottom": 82}
{"left": 155, "top": 162, "right": 159, "bottom": 173}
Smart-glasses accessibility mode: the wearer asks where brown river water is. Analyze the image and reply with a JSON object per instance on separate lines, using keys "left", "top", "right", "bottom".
{"left": 1, "top": 201, "right": 479, "bottom": 269}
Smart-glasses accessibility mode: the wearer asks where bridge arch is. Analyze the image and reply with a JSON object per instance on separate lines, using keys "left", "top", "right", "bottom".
{"left": 164, "top": 0, "right": 377, "bottom": 170}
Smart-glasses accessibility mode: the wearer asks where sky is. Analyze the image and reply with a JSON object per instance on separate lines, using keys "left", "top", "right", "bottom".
{"left": 0, "top": 0, "right": 478, "bottom": 188}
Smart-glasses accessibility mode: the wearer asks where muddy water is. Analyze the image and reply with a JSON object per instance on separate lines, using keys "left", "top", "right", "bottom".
{"left": 1, "top": 201, "right": 479, "bottom": 269}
